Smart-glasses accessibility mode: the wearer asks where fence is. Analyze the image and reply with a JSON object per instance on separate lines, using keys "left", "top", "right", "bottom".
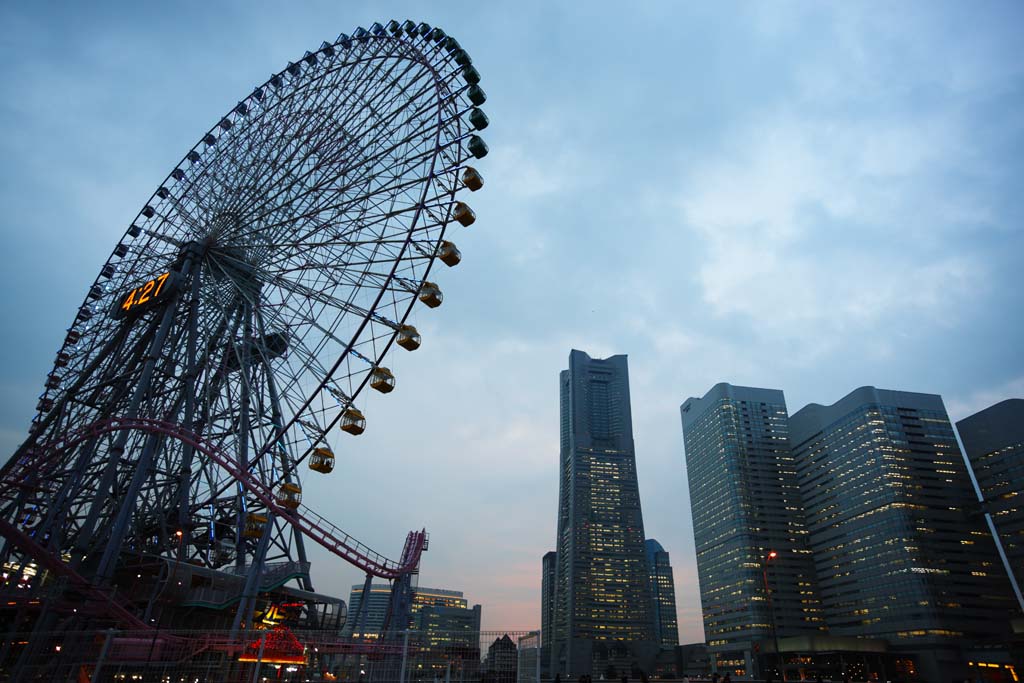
{"left": 0, "top": 628, "right": 539, "bottom": 683}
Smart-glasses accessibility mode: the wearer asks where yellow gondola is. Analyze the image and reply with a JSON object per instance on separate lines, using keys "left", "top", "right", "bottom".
{"left": 397, "top": 325, "right": 421, "bottom": 351}
{"left": 341, "top": 407, "right": 366, "bottom": 435}
{"left": 418, "top": 282, "right": 442, "bottom": 308}
{"left": 462, "top": 166, "right": 483, "bottom": 191}
{"left": 309, "top": 447, "right": 335, "bottom": 474}
{"left": 244, "top": 513, "right": 268, "bottom": 538}
{"left": 371, "top": 367, "right": 395, "bottom": 393}
{"left": 438, "top": 241, "right": 461, "bottom": 267}
{"left": 276, "top": 483, "right": 302, "bottom": 510}
{"left": 453, "top": 202, "right": 476, "bottom": 227}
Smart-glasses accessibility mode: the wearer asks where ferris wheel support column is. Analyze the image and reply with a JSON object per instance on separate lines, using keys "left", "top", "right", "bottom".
{"left": 94, "top": 428, "right": 164, "bottom": 584}
{"left": 76, "top": 250, "right": 198, "bottom": 579}
{"left": 256, "top": 305, "right": 315, "bottom": 595}
{"left": 230, "top": 508, "right": 276, "bottom": 638}
{"left": 175, "top": 256, "right": 204, "bottom": 538}
{"left": 235, "top": 299, "right": 255, "bottom": 569}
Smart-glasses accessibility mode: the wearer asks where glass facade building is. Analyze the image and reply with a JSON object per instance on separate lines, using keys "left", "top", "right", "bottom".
{"left": 680, "top": 384, "right": 822, "bottom": 675}
{"left": 343, "top": 582, "right": 393, "bottom": 638}
{"left": 644, "top": 538, "right": 680, "bottom": 646}
{"left": 790, "top": 387, "right": 1017, "bottom": 682}
{"left": 344, "top": 584, "right": 472, "bottom": 637}
{"left": 541, "top": 551, "right": 557, "bottom": 650}
{"left": 412, "top": 602, "right": 483, "bottom": 648}
{"left": 551, "top": 350, "right": 656, "bottom": 675}
{"left": 412, "top": 586, "right": 470, "bottom": 612}
{"left": 956, "top": 398, "right": 1024, "bottom": 608}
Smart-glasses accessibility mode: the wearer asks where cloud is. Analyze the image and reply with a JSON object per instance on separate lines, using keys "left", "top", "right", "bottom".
{"left": 946, "top": 376, "right": 1024, "bottom": 422}
{"left": 673, "top": 109, "right": 986, "bottom": 359}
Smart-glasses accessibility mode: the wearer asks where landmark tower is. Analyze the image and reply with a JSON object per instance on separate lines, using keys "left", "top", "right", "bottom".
{"left": 551, "top": 350, "right": 656, "bottom": 675}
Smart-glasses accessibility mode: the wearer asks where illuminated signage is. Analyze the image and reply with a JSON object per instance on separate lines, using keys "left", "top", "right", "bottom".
{"left": 111, "top": 272, "right": 177, "bottom": 319}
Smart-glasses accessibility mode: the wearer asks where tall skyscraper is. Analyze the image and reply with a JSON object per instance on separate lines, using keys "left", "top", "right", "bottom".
{"left": 540, "top": 548, "right": 557, "bottom": 667}
{"left": 644, "top": 539, "right": 680, "bottom": 647}
{"left": 957, "top": 398, "right": 1024, "bottom": 609}
{"left": 551, "top": 350, "right": 656, "bottom": 675}
{"left": 680, "top": 384, "right": 821, "bottom": 675}
{"left": 790, "top": 387, "right": 1016, "bottom": 682}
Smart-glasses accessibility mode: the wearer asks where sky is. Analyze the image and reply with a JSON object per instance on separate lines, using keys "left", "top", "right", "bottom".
{"left": 1, "top": 1, "right": 1023, "bottom": 644}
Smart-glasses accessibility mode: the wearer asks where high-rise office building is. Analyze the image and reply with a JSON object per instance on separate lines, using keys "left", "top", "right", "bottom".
{"left": 680, "top": 384, "right": 821, "bottom": 675}
{"left": 343, "top": 583, "right": 393, "bottom": 638}
{"left": 957, "top": 398, "right": 1024, "bottom": 608}
{"left": 413, "top": 602, "right": 482, "bottom": 648}
{"left": 540, "top": 552, "right": 557, "bottom": 671}
{"left": 413, "top": 586, "right": 470, "bottom": 613}
{"left": 644, "top": 539, "right": 680, "bottom": 647}
{"left": 344, "top": 584, "right": 472, "bottom": 637}
{"left": 790, "top": 387, "right": 1016, "bottom": 682}
{"left": 414, "top": 601, "right": 484, "bottom": 680}
{"left": 551, "top": 350, "right": 656, "bottom": 675}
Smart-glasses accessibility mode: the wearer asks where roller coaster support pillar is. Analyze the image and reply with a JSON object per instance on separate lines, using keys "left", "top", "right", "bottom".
{"left": 353, "top": 572, "right": 373, "bottom": 637}
{"left": 400, "top": 629, "right": 410, "bottom": 683}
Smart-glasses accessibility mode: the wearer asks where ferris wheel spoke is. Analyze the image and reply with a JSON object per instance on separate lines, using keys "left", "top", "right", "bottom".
{"left": 226, "top": 98, "right": 454, "bottom": 259}
{"left": 245, "top": 110, "right": 451, "bottom": 239}
{"left": 250, "top": 165, "right": 453, "bottom": 253}
{"left": 240, "top": 61, "right": 449, "bottom": 233}
{"left": 204, "top": 59, "right": 378, "bottom": 228}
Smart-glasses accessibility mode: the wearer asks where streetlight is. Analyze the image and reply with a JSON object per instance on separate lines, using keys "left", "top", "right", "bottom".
{"left": 762, "top": 550, "right": 783, "bottom": 681}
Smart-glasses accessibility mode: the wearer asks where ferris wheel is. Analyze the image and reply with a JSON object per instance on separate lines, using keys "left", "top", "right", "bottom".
{"left": 0, "top": 19, "right": 488, "bottom": 628}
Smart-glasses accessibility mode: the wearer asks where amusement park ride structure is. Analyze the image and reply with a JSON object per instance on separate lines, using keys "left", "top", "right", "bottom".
{"left": 0, "top": 18, "right": 488, "bottom": 673}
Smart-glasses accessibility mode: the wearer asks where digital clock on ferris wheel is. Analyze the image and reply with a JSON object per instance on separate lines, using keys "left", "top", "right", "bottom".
{"left": 110, "top": 270, "right": 179, "bottom": 320}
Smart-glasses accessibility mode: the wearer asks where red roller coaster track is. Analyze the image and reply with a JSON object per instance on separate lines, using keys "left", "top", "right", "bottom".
{"left": 0, "top": 417, "right": 426, "bottom": 629}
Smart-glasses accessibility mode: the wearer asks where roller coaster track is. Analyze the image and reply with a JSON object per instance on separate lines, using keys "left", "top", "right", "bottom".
{"left": 0, "top": 417, "right": 426, "bottom": 629}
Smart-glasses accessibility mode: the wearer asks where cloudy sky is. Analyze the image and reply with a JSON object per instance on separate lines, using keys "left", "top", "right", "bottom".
{"left": 1, "top": 2, "right": 1022, "bottom": 643}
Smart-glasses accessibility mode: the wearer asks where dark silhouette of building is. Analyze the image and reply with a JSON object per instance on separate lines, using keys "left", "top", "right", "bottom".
{"left": 957, "top": 398, "right": 1024, "bottom": 611}
{"left": 551, "top": 350, "right": 656, "bottom": 675}
{"left": 644, "top": 539, "right": 679, "bottom": 646}
{"left": 484, "top": 634, "right": 518, "bottom": 683}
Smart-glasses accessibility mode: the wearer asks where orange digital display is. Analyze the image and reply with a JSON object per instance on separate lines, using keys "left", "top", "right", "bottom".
{"left": 111, "top": 272, "right": 176, "bottom": 319}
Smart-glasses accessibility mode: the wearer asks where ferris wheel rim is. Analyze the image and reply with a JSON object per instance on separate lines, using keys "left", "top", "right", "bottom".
{"left": 30, "top": 27, "right": 476, "bottom": 467}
